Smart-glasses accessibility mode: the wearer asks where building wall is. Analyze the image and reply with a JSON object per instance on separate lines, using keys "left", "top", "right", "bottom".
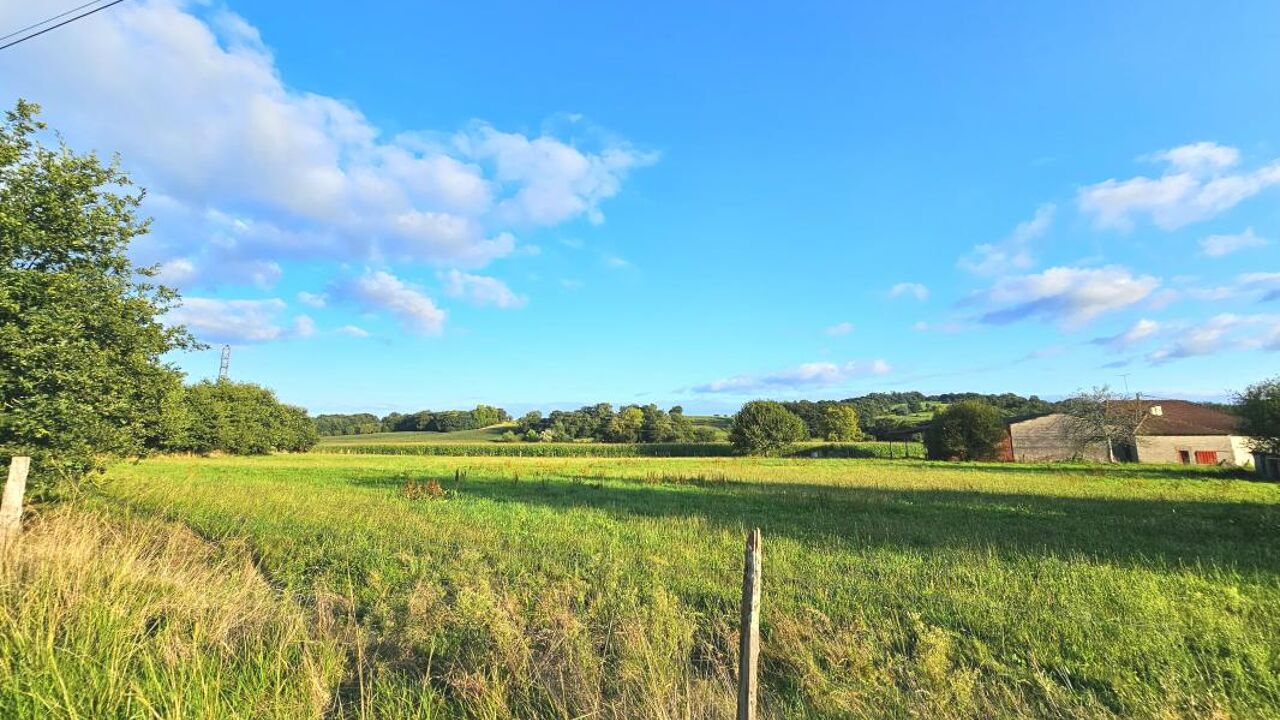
{"left": 1230, "top": 436, "right": 1255, "bottom": 467}
{"left": 1135, "top": 435, "right": 1250, "bottom": 465}
{"left": 1008, "top": 414, "right": 1109, "bottom": 462}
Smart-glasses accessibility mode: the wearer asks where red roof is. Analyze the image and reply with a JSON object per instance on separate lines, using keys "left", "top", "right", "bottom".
{"left": 1131, "top": 400, "right": 1241, "bottom": 436}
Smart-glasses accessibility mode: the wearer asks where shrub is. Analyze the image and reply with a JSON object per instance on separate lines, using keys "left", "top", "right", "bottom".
{"left": 166, "top": 380, "right": 318, "bottom": 455}
{"left": 729, "top": 401, "right": 809, "bottom": 455}
{"left": 924, "top": 401, "right": 1006, "bottom": 461}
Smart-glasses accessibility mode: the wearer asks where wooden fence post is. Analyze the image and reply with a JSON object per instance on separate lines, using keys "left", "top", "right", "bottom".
{"left": 738, "top": 527, "right": 762, "bottom": 720}
{"left": 1, "top": 456, "right": 32, "bottom": 539}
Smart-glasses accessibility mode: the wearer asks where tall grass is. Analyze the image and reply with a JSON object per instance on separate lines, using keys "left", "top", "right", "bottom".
{"left": 0, "top": 509, "right": 342, "bottom": 719}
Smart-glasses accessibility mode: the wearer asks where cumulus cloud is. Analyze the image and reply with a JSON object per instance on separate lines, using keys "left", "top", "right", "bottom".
{"left": 1200, "top": 228, "right": 1269, "bottom": 257}
{"left": 1091, "top": 318, "right": 1160, "bottom": 351}
{"left": 692, "top": 360, "right": 892, "bottom": 394}
{"left": 336, "top": 325, "right": 371, "bottom": 338}
{"left": 0, "top": 0, "right": 652, "bottom": 287}
{"left": 889, "top": 282, "right": 929, "bottom": 301}
{"left": 974, "top": 266, "right": 1159, "bottom": 328}
{"left": 1078, "top": 142, "right": 1280, "bottom": 231}
{"left": 959, "top": 204, "right": 1055, "bottom": 275}
{"left": 336, "top": 270, "right": 446, "bottom": 335}
{"left": 825, "top": 322, "right": 854, "bottom": 336}
{"left": 440, "top": 270, "right": 526, "bottom": 309}
{"left": 166, "top": 298, "right": 293, "bottom": 344}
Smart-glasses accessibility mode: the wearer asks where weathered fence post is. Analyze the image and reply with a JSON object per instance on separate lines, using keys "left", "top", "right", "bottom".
{"left": 738, "top": 527, "right": 762, "bottom": 720}
{"left": 1, "top": 456, "right": 32, "bottom": 539}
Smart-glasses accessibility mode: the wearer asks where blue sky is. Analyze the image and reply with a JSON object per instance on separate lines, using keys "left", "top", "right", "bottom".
{"left": 2, "top": 1, "right": 1278, "bottom": 414}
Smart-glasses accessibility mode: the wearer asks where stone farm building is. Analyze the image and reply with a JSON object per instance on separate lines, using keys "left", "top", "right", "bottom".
{"left": 1004, "top": 400, "right": 1252, "bottom": 466}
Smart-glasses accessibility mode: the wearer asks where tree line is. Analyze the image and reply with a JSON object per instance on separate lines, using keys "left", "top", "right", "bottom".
{"left": 314, "top": 405, "right": 510, "bottom": 436}
{"left": 510, "top": 404, "right": 720, "bottom": 443}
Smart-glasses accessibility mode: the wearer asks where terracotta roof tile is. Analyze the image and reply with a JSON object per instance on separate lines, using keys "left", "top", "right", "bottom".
{"left": 1129, "top": 400, "right": 1241, "bottom": 436}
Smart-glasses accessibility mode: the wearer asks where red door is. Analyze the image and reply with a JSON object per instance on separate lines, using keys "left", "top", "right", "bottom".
{"left": 1194, "top": 451, "right": 1218, "bottom": 465}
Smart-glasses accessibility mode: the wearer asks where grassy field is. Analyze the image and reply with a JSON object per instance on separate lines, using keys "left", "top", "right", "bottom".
{"left": 3, "top": 454, "right": 1279, "bottom": 719}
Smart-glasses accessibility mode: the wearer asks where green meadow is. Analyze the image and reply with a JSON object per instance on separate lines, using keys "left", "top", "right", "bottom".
{"left": 3, "top": 453, "right": 1279, "bottom": 719}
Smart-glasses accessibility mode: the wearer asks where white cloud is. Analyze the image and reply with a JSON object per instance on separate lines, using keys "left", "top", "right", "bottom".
{"left": 296, "top": 291, "right": 328, "bottom": 308}
{"left": 1146, "top": 313, "right": 1280, "bottom": 363}
{"left": 1091, "top": 318, "right": 1160, "bottom": 351}
{"left": 336, "top": 325, "right": 370, "bottom": 338}
{"left": 155, "top": 257, "right": 197, "bottom": 286}
{"left": 693, "top": 360, "right": 892, "bottom": 394}
{"left": 1078, "top": 142, "right": 1280, "bottom": 231}
{"left": 1200, "top": 228, "right": 1269, "bottom": 257}
{"left": 959, "top": 204, "right": 1055, "bottom": 275}
{"left": 0, "top": 0, "right": 652, "bottom": 287}
{"left": 1241, "top": 273, "right": 1280, "bottom": 302}
{"left": 337, "top": 270, "right": 446, "bottom": 335}
{"left": 440, "top": 270, "right": 526, "bottom": 309}
{"left": 166, "top": 298, "right": 291, "bottom": 344}
{"left": 454, "top": 123, "right": 658, "bottom": 227}
{"left": 889, "top": 282, "right": 929, "bottom": 301}
{"left": 975, "top": 265, "right": 1159, "bottom": 328}
{"left": 1171, "top": 272, "right": 1280, "bottom": 304}
{"left": 825, "top": 322, "right": 854, "bottom": 336}
{"left": 291, "top": 314, "right": 317, "bottom": 338}
{"left": 1146, "top": 142, "right": 1240, "bottom": 174}
{"left": 603, "top": 255, "right": 631, "bottom": 269}
{"left": 911, "top": 320, "right": 973, "bottom": 334}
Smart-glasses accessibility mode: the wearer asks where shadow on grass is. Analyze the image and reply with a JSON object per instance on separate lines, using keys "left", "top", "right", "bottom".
{"left": 349, "top": 471, "right": 1280, "bottom": 574}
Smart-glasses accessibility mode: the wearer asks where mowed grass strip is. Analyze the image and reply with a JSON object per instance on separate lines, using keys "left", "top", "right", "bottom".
{"left": 15, "top": 454, "right": 1280, "bottom": 719}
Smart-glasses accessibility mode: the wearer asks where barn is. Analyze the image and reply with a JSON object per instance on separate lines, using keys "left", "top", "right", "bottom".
{"left": 1005, "top": 400, "right": 1252, "bottom": 465}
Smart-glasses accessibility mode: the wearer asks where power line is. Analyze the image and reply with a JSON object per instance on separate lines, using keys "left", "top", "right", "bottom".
{"left": 0, "top": 0, "right": 127, "bottom": 52}
{"left": 0, "top": 1, "right": 107, "bottom": 43}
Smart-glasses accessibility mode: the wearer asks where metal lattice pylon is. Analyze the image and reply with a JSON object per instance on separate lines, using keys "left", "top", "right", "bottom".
{"left": 218, "top": 344, "right": 231, "bottom": 380}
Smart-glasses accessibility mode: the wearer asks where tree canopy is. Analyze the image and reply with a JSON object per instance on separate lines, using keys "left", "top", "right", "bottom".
{"left": 729, "top": 401, "right": 808, "bottom": 455}
{"left": 0, "top": 100, "right": 194, "bottom": 485}
{"left": 164, "top": 380, "right": 318, "bottom": 455}
{"left": 924, "top": 401, "right": 1007, "bottom": 461}
{"left": 1237, "top": 377, "right": 1280, "bottom": 456}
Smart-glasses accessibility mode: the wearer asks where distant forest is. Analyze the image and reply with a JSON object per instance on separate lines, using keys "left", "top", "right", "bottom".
{"left": 313, "top": 392, "right": 1058, "bottom": 441}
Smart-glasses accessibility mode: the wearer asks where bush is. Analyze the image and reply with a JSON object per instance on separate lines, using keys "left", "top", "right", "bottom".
{"left": 729, "top": 401, "right": 809, "bottom": 455}
{"left": 165, "top": 380, "right": 318, "bottom": 455}
{"left": 924, "top": 401, "right": 1006, "bottom": 461}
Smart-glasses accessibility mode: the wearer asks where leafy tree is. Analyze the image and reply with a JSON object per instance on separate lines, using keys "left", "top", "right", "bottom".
{"left": 1237, "top": 377, "right": 1280, "bottom": 455}
{"left": 730, "top": 401, "right": 808, "bottom": 455}
{"left": 169, "top": 380, "right": 317, "bottom": 455}
{"left": 0, "top": 100, "right": 194, "bottom": 487}
{"left": 606, "top": 406, "right": 645, "bottom": 443}
{"left": 515, "top": 411, "right": 543, "bottom": 435}
{"left": 822, "top": 404, "right": 862, "bottom": 441}
{"left": 924, "top": 401, "right": 1006, "bottom": 461}
{"left": 314, "top": 413, "right": 382, "bottom": 436}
